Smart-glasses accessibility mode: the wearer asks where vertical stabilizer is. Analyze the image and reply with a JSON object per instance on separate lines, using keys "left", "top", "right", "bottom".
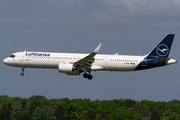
{"left": 146, "top": 34, "right": 175, "bottom": 59}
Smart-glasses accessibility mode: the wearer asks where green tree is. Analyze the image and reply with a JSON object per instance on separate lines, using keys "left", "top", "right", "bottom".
{"left": 113, "top": 99, "right": 126, "bottom": 108}
{"left": 77, "top": 111, "right": 91, "bottom": 120}
{"left": 133, "top": 103, "right": 150, "bottom": 120}
{"left": 140, "top": 100, "right": 163, "bottom": 114}
{"left": 0, "top": 103, "right": 12, "bottom": 120}
{"left": 150, "top": 110, "right": 160, "bottom": 120}
{"left": 163, "top": 110, "right": 171, "bottom": 118}
{"left": 7, "top": 102, "right": 12, "bottom": 111}
{"left": 167, "top": 100, "right": 180, "bottom": 106}
{"left": 0, "top": 110, "right": 6, "bottom": 120}
{"left": 172, "top": 104, "right": 180, "bottom": 114}
{"left": 13, "top": 97, "right": 23, "bottom": 106}
{"left": 82, "top": 99, "right": 98, "bottom": 111}
{"left": 77, "top": 109, "right": 96, "bottom": 120}
{"left": 28, "top": 99, "right": 41, "bottom": 115}
{"left": 96, "top": 100, "right": 116, "bottom": 114}
{"left": 0, "top": 104, "right": 7, "bottom": 120}
{"left": 41, "top": 106, "right": 56, "bottom": 120}
{"left": 0, "top": 95, "right": 8, "bottom": 98}
{"left": 109, "top": 107, "right": 134, "bottom": 120}
{"left": 66, "top": 102, "right": 83, "bottom": 120}
{"left": 54, "top": 104, "right": 66, "bottom": 120}
{"left": 95, "top": 111, "right": 109, "bottom": 120}
{"left": 124, "top": 99, "right": 137, "bottom": 108}
{"left": 22, "top": 99, "right": 27, "bottom": 109}
{"left": 29, "top": 95, "right": 47, "bottom": 100}
{"left": 41, "top": 100, "right": 51, "bottom": 108}
{"left": 162, "top": 113, "right": 179, "bottom": 120}
{"left": 32, "top": 107, "right": 46, "bottom": 120}
{"left": 87, "top": 109, "right": 96, "bottom": 120}
{"left": 10, "top": 106, "right": 30, "bottom": 120}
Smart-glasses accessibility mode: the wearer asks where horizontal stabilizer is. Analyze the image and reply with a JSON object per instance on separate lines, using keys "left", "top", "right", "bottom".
{"left": 156, "top": 58, "right": 171, "bottom": 63}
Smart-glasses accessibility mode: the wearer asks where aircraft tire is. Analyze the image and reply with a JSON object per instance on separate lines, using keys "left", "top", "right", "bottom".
{"left": 88, "top": 75, "right": 93, "bottom": 80}
{"left": 83, "top": 73, "right": 88, "bottom": 78}
{"left": 20, "top": 73, "right": 24, "bottom": 76}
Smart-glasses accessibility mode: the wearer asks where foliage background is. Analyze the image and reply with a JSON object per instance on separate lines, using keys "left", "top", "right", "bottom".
{"left": 1, "top": 95, "right": 180, "bottom": 120}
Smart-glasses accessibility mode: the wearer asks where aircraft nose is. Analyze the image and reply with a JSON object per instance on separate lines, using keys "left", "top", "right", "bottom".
{"left": 3, "top": 58, "right": 8, "bottom": 64}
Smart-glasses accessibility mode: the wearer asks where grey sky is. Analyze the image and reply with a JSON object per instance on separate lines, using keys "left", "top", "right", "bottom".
{"left": 0, "top": 0, "right": 180, "bottom": 101}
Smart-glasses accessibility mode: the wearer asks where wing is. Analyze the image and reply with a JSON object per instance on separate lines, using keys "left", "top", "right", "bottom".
{"left": 73, "top": 43, "right": 102, "bottom": 71}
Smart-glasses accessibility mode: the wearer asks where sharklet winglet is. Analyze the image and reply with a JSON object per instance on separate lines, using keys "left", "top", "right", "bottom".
{"left": 94, "top": 43, "right": 102, "bottom": 53}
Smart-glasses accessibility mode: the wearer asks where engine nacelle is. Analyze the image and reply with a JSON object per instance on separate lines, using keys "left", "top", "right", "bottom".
{"left": 58, "top": 63, "right": 80, "bottom": 75}
{"left": 58, "top": 63, "right": 73, "bottom": 73}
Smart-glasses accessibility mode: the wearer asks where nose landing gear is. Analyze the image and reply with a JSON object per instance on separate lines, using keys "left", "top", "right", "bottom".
{"left": 20, "top": 67, "right": 25, "bottom": 76}
{"left": 83, "top": 72, "right": 93, "bottom": 80}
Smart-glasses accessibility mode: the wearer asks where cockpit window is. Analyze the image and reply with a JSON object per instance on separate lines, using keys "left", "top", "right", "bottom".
{"left": 9, "top": 55, "right": 15, "bottom": 58}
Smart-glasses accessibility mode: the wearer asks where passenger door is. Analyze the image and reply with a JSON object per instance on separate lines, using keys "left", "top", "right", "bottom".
{"left": 19, "top": 52, "right": 24, "bottom": 62}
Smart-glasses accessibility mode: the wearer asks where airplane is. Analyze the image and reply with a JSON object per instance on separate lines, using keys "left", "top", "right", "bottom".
{"left": 3, "top": 34, "right": 177, "bottom": 80}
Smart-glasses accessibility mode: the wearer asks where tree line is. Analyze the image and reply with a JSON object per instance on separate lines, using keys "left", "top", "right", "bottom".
{"left": 0, "top": 95, "right": 180, "bottom": 120}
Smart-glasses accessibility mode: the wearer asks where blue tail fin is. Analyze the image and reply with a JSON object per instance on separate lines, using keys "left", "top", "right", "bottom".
{"left": 146, "top": 34, "right": 175, "bottom": 59}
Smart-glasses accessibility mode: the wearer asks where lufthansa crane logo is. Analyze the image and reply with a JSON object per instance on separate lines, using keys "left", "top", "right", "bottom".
{"left": 156, "top": 44, "right": 169, "bottom": 56}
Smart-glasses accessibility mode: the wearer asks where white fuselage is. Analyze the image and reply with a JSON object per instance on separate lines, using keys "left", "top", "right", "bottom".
{"left": 3, "top": 51, "right": 145, "bottom": 71}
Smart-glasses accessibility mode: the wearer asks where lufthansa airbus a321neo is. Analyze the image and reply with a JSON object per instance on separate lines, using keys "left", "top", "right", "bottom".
{"left": 3, "top": 34, "right": 177, "bottom": 80}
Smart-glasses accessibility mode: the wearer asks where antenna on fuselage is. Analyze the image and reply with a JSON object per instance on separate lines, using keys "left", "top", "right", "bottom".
{"left": 114, "top": 53, "right": 119, "bottom": 55}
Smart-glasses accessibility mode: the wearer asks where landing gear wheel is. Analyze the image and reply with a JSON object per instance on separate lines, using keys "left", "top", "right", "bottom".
{"left": 20, "top": 67, "right": 25, "bottom": 76}
{"left": 83, "top": 72, "right": 88, "bottom": 78}
{"left": 20, "top": 73, "right": 24, "bottom": 76}
{"left": 83, "top": 71, "right": 93, "bottom": 80}
{"left": 88, "top": 75, "right": 93, "bottom": 80}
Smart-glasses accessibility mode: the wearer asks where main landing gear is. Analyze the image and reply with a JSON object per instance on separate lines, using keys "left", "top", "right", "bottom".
{"left": 20, "top": 67, "right": 25, "bottom": 76}
{"left": 83, "top": 72, "right": 93, "bottom": 80}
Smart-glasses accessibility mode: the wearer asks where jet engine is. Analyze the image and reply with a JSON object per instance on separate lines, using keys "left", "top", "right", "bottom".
{"left": 58, "top": 63, "right": 80, "bottom": 75}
